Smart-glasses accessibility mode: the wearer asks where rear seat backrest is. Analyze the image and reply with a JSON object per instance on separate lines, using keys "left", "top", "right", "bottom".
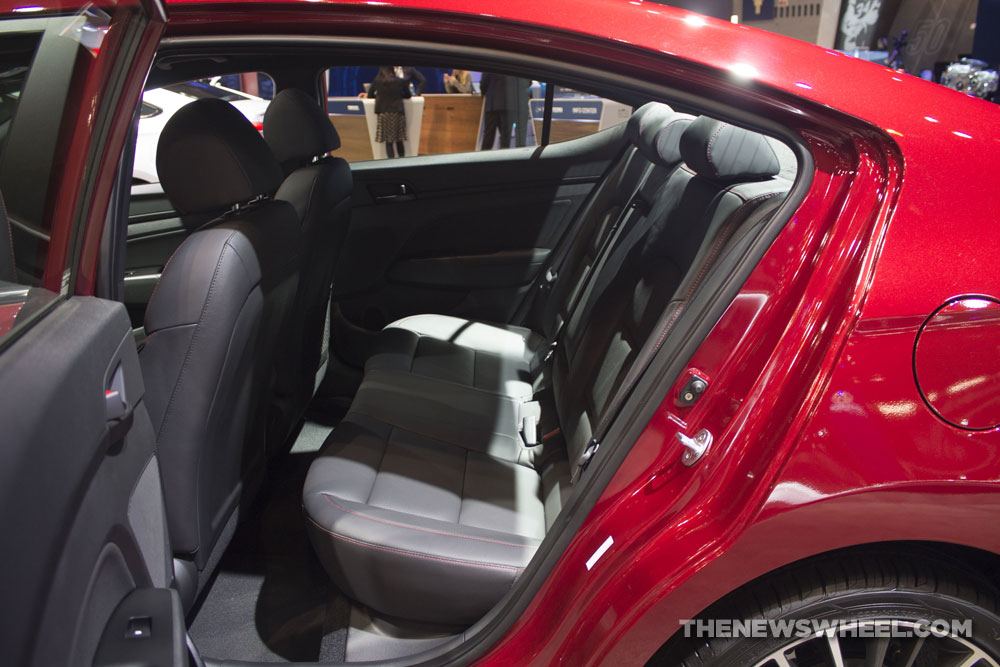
{"left": 553, "top": 116, "right": 788, "bottom": 464}
{"left": 531, "top": 103, "right": 694, "bottom": 341}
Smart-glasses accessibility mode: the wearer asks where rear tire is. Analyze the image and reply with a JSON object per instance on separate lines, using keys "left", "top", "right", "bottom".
{"left": 650, "top": 547, "right": 1000, "bottom": 667}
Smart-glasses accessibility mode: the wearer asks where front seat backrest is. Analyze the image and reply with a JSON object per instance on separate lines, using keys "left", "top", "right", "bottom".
{"left": 141, "top": 98, "right": 300, "bottom": 606}
{"left": 263, "top": 88, "right": 353, "bottom": 453}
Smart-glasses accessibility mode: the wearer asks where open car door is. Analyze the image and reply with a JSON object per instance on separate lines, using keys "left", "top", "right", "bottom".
{"left": 0, "top": 4, "right": 185, "bottom": 666}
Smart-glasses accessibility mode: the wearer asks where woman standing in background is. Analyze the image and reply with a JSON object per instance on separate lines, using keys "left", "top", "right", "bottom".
{"left": 443, "top": 69, "right": 473, "bottom": 93}
{"left": 364, "top": 66, "right": 425, "bottom": 158}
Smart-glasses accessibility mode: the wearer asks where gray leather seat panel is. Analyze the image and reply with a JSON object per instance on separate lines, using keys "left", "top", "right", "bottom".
{"left": 351, "top": 369, "right": 528, "bottom": 462}
{"left": 303, "top": 411, "right": 560, "bottom": 625}
{"left": 366, "top": 314, "right": 544, "bottom": 400}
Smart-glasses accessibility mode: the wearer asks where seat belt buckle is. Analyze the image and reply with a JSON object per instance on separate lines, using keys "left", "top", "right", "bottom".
{"left": 571, "top": 438, "right": 600, "bottom": 483}
{"left": 539, "top": 267, "right": 558, "bottom": 293}
{"left": 543, "top": 341, "right": 557, "bottom": 364}
{"left": 520, "top": 400, "right": 542, "bottom": 446}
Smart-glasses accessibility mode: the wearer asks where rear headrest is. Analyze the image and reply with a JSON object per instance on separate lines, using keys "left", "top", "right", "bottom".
{"left": 680, "top": 116, "right": 780, "bottom": 182}
{"left": 653, "top": 114, "right": 695, "bottom": 166}
{"left": 156, "top": 98, "right": 284, "bottom": 215}
{"left": 626, "top": 103, "right": 672, "bottom": 164}
{"left": 263, "top": 88, "right": 342, "bottom": 172}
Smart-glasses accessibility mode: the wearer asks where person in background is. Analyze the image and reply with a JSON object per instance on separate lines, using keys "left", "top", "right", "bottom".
{"left": 480, "top": 72, "right": 512, "bottom": 150}
{"left": 363, "top": 66, "right": 420, "bottom": 158}
{"left": 396, "top": 66, "right": 426, "bottom": 96}
{"left": 510, "top": 76, "right": 531, "bottom": 147}
{"left": 443, "top": 69, "right": 473, "bottom": 93}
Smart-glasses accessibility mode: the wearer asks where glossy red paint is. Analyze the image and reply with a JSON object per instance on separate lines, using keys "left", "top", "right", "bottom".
{"left": 0, "top": 301, "right": 22, "bottom": 338}
{"left": 61, "top": 0, "right": 1000, "bottom": 663}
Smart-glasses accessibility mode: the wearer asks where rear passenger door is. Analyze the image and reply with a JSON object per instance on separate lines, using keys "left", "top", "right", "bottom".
{"left": 327, "top": 70, "right": 632, "bottom": 366}
{"left": 0, "top": 6, "right": 185, "bottom": 667}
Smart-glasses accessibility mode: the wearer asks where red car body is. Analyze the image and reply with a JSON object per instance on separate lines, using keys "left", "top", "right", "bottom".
{"left": 13, "top": 1, "right": 1000, "bottom": 664}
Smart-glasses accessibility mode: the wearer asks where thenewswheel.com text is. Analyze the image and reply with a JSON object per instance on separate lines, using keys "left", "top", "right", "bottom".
{"left": 678, "top": 618, "right": 972, "bottom": 639}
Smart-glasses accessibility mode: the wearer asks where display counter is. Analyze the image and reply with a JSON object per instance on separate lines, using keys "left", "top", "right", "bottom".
{"left": 325, "top": 95, "right": 629, "bottom": 160}
{"left": 529, "top": 97, "right": 631, "bottom": 143}
{"left": 419, "top": 94, "right": 484, "bottom": 155}
{"left": 327, "top": 96, "right": 425, "bottom": 161}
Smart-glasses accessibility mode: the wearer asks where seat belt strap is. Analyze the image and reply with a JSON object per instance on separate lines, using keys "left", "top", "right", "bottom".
{"left": 545, "top": 193, "right": 650, "bottom": 356}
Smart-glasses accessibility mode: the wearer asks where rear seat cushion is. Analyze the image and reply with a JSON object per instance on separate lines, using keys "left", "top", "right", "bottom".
{"left": 351, "top": 368, "right": 529, "bottom": 463}
{"left": 303, "top": 411, "right": 564, "bottom": 625}
{"left": 366, "top": 314, "right": 545, "bottom": 400}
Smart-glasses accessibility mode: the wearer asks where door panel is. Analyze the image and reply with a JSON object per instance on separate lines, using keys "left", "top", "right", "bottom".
{"left": 0, "top": 298, "right": 181, "bottom": 667}
{"left": 0, "top": 4, "right": 181, "bottom": 665}
{"left": 387, "top": 247, "right": 551, "bottom": 289}
{"left": 332, "top": 126, "right": 627, "bottom": 366}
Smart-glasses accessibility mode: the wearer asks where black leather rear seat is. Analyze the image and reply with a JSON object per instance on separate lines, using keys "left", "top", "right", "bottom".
{"left": 364, "top": 103, "right": 691, "bottom": 401}
{"left": 303, "top": 109, "right": 793, "bottom": 625}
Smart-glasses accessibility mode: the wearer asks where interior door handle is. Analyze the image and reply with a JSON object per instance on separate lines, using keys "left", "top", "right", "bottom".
{"left": 374, "top": 183, "right": 416, "bottom": 203}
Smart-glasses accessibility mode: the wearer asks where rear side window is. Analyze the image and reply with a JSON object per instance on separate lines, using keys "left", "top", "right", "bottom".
{"left": 535, "top": 86, "right": 631, "bottom": 144}
{"left": 323, "top": 66, "right": 630, "bottom": 162}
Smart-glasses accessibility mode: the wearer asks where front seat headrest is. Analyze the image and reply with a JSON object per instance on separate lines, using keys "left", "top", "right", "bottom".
{"left": 156, "top": 98, "right": 284, "bottom": 215}
{"left": 263, "top": 88, "right": 342, "bottom": 173}
{"left": 680, "top": 116, "right": 780, "bottom": 182}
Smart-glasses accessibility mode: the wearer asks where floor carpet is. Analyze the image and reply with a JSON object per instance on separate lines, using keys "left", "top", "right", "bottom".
{"left": 188, "top": 422, "right": 349, "bottom": 663}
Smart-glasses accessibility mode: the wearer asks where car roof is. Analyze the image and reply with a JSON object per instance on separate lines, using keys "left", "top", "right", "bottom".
{"left": 158, "top": 0, "right": 998, "bottom": 137}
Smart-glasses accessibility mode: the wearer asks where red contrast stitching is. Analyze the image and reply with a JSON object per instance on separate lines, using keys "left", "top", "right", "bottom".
{"left": 0, "top": 193, "right": 15, "bottom": 276}
{"left": 655, "top": 117, "right": 692, "bottom": 161}
{"left": 322, "top": 494, "right": 535, "bottom": 548}
{"left": 705, "top": 124, "right": 727, "bottom": 179}
{"left": 307, "top": 516, "right": 524, "bottom": 572}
